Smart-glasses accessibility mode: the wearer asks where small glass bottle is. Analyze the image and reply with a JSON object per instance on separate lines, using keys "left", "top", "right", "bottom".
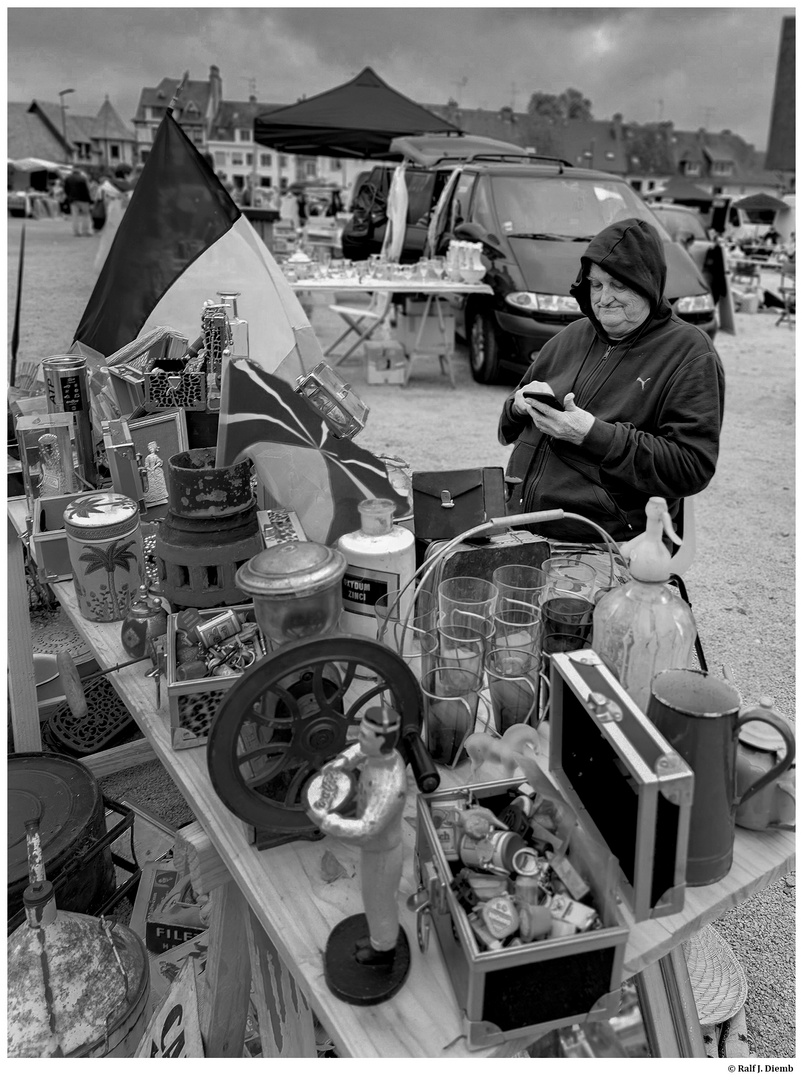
{"left": 336, "top": 498, "right": 416, "bottom": 638}
{"left": 592, "top": 497, "right": 697, "bottom": 712}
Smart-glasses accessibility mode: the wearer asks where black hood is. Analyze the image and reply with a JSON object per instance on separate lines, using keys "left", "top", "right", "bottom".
{"left": 570, "top": 218, "right": 673, "bottom": 340}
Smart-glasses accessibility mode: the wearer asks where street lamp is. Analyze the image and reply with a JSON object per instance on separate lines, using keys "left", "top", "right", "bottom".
{"left": 58, "top": 88, "right": 75, "bottom": 160}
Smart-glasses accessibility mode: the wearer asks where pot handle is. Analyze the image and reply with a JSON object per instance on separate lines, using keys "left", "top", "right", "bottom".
{"left": 733, "top": 706, "right": 796, "bottom": 808}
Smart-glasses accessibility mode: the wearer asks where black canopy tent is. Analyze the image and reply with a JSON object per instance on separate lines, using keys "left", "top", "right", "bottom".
{"left": 253, "top": 66, "right": 461, "bottom": 160}
{"left": 732, "top": 192, "right": 788, "bottom": 213}
{"left": 654, "top": 177, "right": 716, "bottom": 209}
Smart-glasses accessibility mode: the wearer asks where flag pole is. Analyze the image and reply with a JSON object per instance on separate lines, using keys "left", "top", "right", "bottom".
{"left": 167, "top": 71, "right": 189, "bottom": 117}
{"left": 9, "top": 223, "right": 26, "bottom": 387}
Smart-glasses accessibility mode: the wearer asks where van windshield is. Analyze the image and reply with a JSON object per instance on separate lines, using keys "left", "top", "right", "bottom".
{"left": 491, "top": 176, "right": 670, "bottom": 241}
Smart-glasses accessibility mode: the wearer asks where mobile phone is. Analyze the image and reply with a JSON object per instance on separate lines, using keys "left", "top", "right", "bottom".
{"left": 523, "top": 390, "right": 565, "bottom": 412}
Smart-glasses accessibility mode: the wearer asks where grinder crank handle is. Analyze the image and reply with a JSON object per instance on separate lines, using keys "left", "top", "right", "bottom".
{"left": 56, "top": 651, "right": 151, "bottom": 720}
{"left": 401, "top": 731, "right": 440, "bottom": 794}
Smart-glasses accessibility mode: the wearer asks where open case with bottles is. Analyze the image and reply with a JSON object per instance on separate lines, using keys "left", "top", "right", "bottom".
{"left": 414, "top": 647, "right": 694, "bottom": 1050}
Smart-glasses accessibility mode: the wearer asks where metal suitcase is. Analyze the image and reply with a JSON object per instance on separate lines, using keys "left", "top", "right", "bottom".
{"left": 414, "top": 647, "right": 694, "bottom": 1050}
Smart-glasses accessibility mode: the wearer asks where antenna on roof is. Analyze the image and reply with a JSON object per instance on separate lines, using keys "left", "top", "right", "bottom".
{"left": 168, "top": 71, "right": 189, "bottom": 116}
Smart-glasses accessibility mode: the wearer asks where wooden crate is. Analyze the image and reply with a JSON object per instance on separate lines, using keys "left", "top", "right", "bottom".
{"left": 165, "top": 604, "right": 260, "bottom": 750}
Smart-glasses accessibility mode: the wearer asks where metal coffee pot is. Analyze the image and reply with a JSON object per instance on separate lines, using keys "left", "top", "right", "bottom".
{"left": 735, "top": 702, "right": 796, "bottom": 831}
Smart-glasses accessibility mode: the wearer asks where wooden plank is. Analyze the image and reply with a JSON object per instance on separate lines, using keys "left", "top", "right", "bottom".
{"left": 8, "top": 513, "right": 41, "bottom": 752}
{"left": 174, "top": 821, "right": 233, "bottom": 894}
{"left": 198, "top": 880, "right": 251, "bottom": 1057}
{"left": 245, "top": 907, "right": 317, "bottom": 1058}
{"left": 83, "top": 737, "right": 158, "bottom": 777}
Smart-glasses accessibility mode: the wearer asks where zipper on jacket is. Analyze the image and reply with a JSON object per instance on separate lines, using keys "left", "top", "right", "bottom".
{"left": 574, "top": 342, "right": 616, "bottom": 402}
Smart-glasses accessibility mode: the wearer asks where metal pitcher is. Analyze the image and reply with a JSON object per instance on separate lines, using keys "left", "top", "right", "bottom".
{"left": 647, "top": 668, "right": 795, "bottom": 886}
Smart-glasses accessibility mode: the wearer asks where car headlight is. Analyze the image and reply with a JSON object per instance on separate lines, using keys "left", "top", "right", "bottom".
{"left": 675, "top": 294, "right": 715, "bottom": 314}
{"left": 506, "top": 292, "right": 581, "bottom": 314}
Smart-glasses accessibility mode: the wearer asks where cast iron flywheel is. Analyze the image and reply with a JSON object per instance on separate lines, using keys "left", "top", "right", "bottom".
{"left": 206, "top": 634, "right": 437, "bottom": 845}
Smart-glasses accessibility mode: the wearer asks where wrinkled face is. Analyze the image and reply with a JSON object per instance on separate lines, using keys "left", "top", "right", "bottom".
{"left": 588, "top": 263, "right": 651, "bottom": 339}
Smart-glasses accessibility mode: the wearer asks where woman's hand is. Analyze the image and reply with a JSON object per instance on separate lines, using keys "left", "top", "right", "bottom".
{"left": 514, "top": 382, "right": 595, "bottom": 446}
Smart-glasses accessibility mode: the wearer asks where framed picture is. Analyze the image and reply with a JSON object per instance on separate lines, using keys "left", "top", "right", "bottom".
{"left": 129, "top": 409, "right": 188, "bottom": 509}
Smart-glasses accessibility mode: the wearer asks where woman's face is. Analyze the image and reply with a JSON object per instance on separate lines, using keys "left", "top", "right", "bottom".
{"left": 588, "top": 263, "right": 651, "bottom": 338}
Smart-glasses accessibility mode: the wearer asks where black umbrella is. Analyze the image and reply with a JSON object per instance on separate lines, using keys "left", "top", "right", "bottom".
{"left": 254, "top": 66, "right": 460, "bottom": 160}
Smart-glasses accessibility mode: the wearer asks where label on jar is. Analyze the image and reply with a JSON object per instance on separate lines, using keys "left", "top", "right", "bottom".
{"left": 546, "top": 893, "right": 597, "bottom": 931}
{"left": 341, "top": 568, "right": 398, "bottom": 614}
{"left": 480, "top": 896, "right": 519, "bottom": 940}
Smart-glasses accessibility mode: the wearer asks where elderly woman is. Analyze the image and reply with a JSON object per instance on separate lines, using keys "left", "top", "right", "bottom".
{"left": 498, "top": 218, "right": 725, "bottom": 543}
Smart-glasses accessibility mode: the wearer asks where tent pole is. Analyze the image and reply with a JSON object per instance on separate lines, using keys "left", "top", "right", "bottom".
{"left": 9, "top": 223, "right": 25, "bottom": 387}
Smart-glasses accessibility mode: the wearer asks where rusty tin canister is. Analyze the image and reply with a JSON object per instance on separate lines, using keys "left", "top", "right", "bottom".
{"left": 7, "top": 752, "right": 116, "bottom": 925}
{"left": 41, "top": 355, "right": 99, "bottom": 487}
{"left": 64, "top": 492, "right": 144, "bottom": 623}
{"left": 7, "top": 897, "right": 150, "bottom": 1057}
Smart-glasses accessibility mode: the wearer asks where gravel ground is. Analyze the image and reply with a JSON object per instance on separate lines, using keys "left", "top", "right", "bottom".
{"left": 8, "top": 215, "right": 795, "bottom": 1058}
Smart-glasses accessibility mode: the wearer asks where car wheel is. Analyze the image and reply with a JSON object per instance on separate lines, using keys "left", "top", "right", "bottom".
{"left": 468, "top": 309, "right": 502, "bottom": 384}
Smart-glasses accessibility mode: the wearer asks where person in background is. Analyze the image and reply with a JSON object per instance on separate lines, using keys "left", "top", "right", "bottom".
{"left": 498, "top": 218, "right": 725, "bottom": 544}
{"left": 297, "top": 190, "right": 309, "bottom": 228}
{"left": 63, "top": 167, "right": 93, "bottom": 236}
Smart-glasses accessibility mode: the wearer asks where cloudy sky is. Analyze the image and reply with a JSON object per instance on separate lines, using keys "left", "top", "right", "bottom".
{"left": 7, "top": 5, "right": 793, "bottom": 151}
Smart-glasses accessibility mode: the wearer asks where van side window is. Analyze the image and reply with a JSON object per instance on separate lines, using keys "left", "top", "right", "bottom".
{"left": 448, "top": 174, "right": 476, "bottom": 233}
{"left": 471, "top": 176, "right": 495, "bottom": 233}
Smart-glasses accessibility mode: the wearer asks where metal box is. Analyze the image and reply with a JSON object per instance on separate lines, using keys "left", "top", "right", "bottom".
{"left": 30, "top": 493, "right": 79, "bottom": 582}
{"left": 165, "top": 604, "right": 260, "bottom": 750}
{"left": 294, "top": 362, "right": 369, "bottom": 439}
{"left": 414, "top": 647, "right": 694, "bottom": 1050}
{"left": 548, "top": 649, "right": 694, "bottom": 922}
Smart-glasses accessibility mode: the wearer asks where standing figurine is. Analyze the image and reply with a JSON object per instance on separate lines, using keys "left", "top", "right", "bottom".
{"left": 144, "top": 441, "right": 168, "bottom": 507}
{"left": 37, "top": 433, "right": 66, "bottom": 496}
{"left": 306, "top": 706, "right": 411, "bottom": 1005}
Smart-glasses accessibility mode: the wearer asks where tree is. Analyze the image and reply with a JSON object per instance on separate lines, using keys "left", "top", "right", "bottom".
{"left": 526, "top": 87, "right": 593, "bottom": 156}
{"left": 624, "top": 121, "right": 676, "bottom": 175}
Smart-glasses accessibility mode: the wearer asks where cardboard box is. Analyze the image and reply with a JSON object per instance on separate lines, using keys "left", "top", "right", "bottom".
{"left": 30, "top": 493, "right": 78, "bottom": 582}
{"left": 131, "top": 858, "right": 208, "bottom": 954}
{"left": 364, "top": 340, "right": 408, "bottom": 385}
{"left": 166, "top": 603, "right": 261, "bottom": 749}
{"left": 414, "top": 648, "right": 693, "bottom": 1051}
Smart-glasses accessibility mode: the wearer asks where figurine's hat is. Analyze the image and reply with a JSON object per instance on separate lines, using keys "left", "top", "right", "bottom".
{"left": 363, "top": 706, "right": 401, "bottom": 735}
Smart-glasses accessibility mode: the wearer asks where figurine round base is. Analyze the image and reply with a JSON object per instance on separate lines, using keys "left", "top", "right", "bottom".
{"left": 324, "top": 913, "right": 411, "bottom": 1006}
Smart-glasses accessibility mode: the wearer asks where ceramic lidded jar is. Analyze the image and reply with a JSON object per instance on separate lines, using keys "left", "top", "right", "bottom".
{"left": 64, "top": 493, "right": 145, "bottom": 623}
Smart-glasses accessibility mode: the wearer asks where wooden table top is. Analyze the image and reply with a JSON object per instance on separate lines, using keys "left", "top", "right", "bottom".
{"left": 46, "top": 579, "right": 795, "bottom": 1057}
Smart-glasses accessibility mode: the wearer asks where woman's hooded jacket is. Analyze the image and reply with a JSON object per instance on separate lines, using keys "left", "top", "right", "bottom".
{"left": 498, "top": 218, "right": 725, "bottom": 542}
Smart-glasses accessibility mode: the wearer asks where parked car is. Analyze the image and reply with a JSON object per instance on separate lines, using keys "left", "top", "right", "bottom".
{"left": 648, "top": 202, "right": 725, "bottom": 306}
{"left": 425, "top": 155, "right": 717, "bottom": 382}
{"left": 340, "top": 134, "right": 524, "bottom": 262}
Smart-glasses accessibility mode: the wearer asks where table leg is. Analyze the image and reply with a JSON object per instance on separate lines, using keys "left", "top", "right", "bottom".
{"left": 245, "top": 907, "right": 317, "bottom": 1057}
{"left": 634, "top": 946, "right": 707, "bottom": 1057}
{"left": 7, "top": 515, "right": 41, "bottom": 752}
{"left": 198, "top": 880, "right": 252, "bottom": 1056}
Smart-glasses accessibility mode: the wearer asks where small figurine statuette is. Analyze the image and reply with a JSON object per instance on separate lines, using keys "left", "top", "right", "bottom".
{"left": 38, "top": 432, "right": 67, "bottom": 496}
{"left": 144, "top": 441, "right": 168, "bottom": 506}
{"left": 305, "top": 705, "right": 411, "bottom": 1005}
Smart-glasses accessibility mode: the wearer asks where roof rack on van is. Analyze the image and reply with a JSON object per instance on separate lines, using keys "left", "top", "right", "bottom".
{"left": 464, "top": 152, "right": 572, "bottom": 172}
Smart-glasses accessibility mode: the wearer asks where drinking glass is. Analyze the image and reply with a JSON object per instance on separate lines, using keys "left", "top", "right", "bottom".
{"left": 434, "top": 625, "right": 486, "bottom": 679}
{"left": 438, "top": 576, "right": 498, "bottom": 629}
{"left": 541, "top": 557, "right": 596, "bottom": 601}
{"left": 492, "top": 563, "right": 547, "bottom": 609}
{"left": 485, "top": 647, "right": 541, "bottom": 733}
{"left": 492, "top": 600, "right": 541, "bottom": 655}
{"left": 541, "top": 596, "right": 594, "bottom": 643}
{"left": 421, "top": 666, "right": 484, "bottom": 768}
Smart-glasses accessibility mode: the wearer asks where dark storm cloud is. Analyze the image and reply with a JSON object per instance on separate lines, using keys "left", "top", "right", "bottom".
{"left": 7, "top": 7, "right": 793, "bottom": 149}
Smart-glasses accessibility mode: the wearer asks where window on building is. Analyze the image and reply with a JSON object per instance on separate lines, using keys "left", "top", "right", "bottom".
{"left": 304, "top": 161, "right": 316, "bottom": 178}
{"left": 238, "top": 129, "right": 250, "bottom": 142}
{"left": 260, "top": 178, "right": 272, "bottom": 188}
{"left": 260, "top": 153, "right": 272, "bottom": 167}
{"left": 279, "top": 155, "right": 288, "bottom": 168}
{"left": 110, "top": 144, "right": 120, "bottom": 160}
{"left": 215, "top": 151, "right": 226, "bottom": 166}
{"left": 711, "top": 161, "right": 733, "bottom": 177}
{"left": 246, "top": 153, "right": 253, "bottom": 166}
{"left": 232, "top": 152, "right": 244, "bottom": 166}
{"left": 330, "top": 158, "right": 341, "bottom": 170}
{"left": 683, "top": 161, "right": 701, "bottom": 177}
